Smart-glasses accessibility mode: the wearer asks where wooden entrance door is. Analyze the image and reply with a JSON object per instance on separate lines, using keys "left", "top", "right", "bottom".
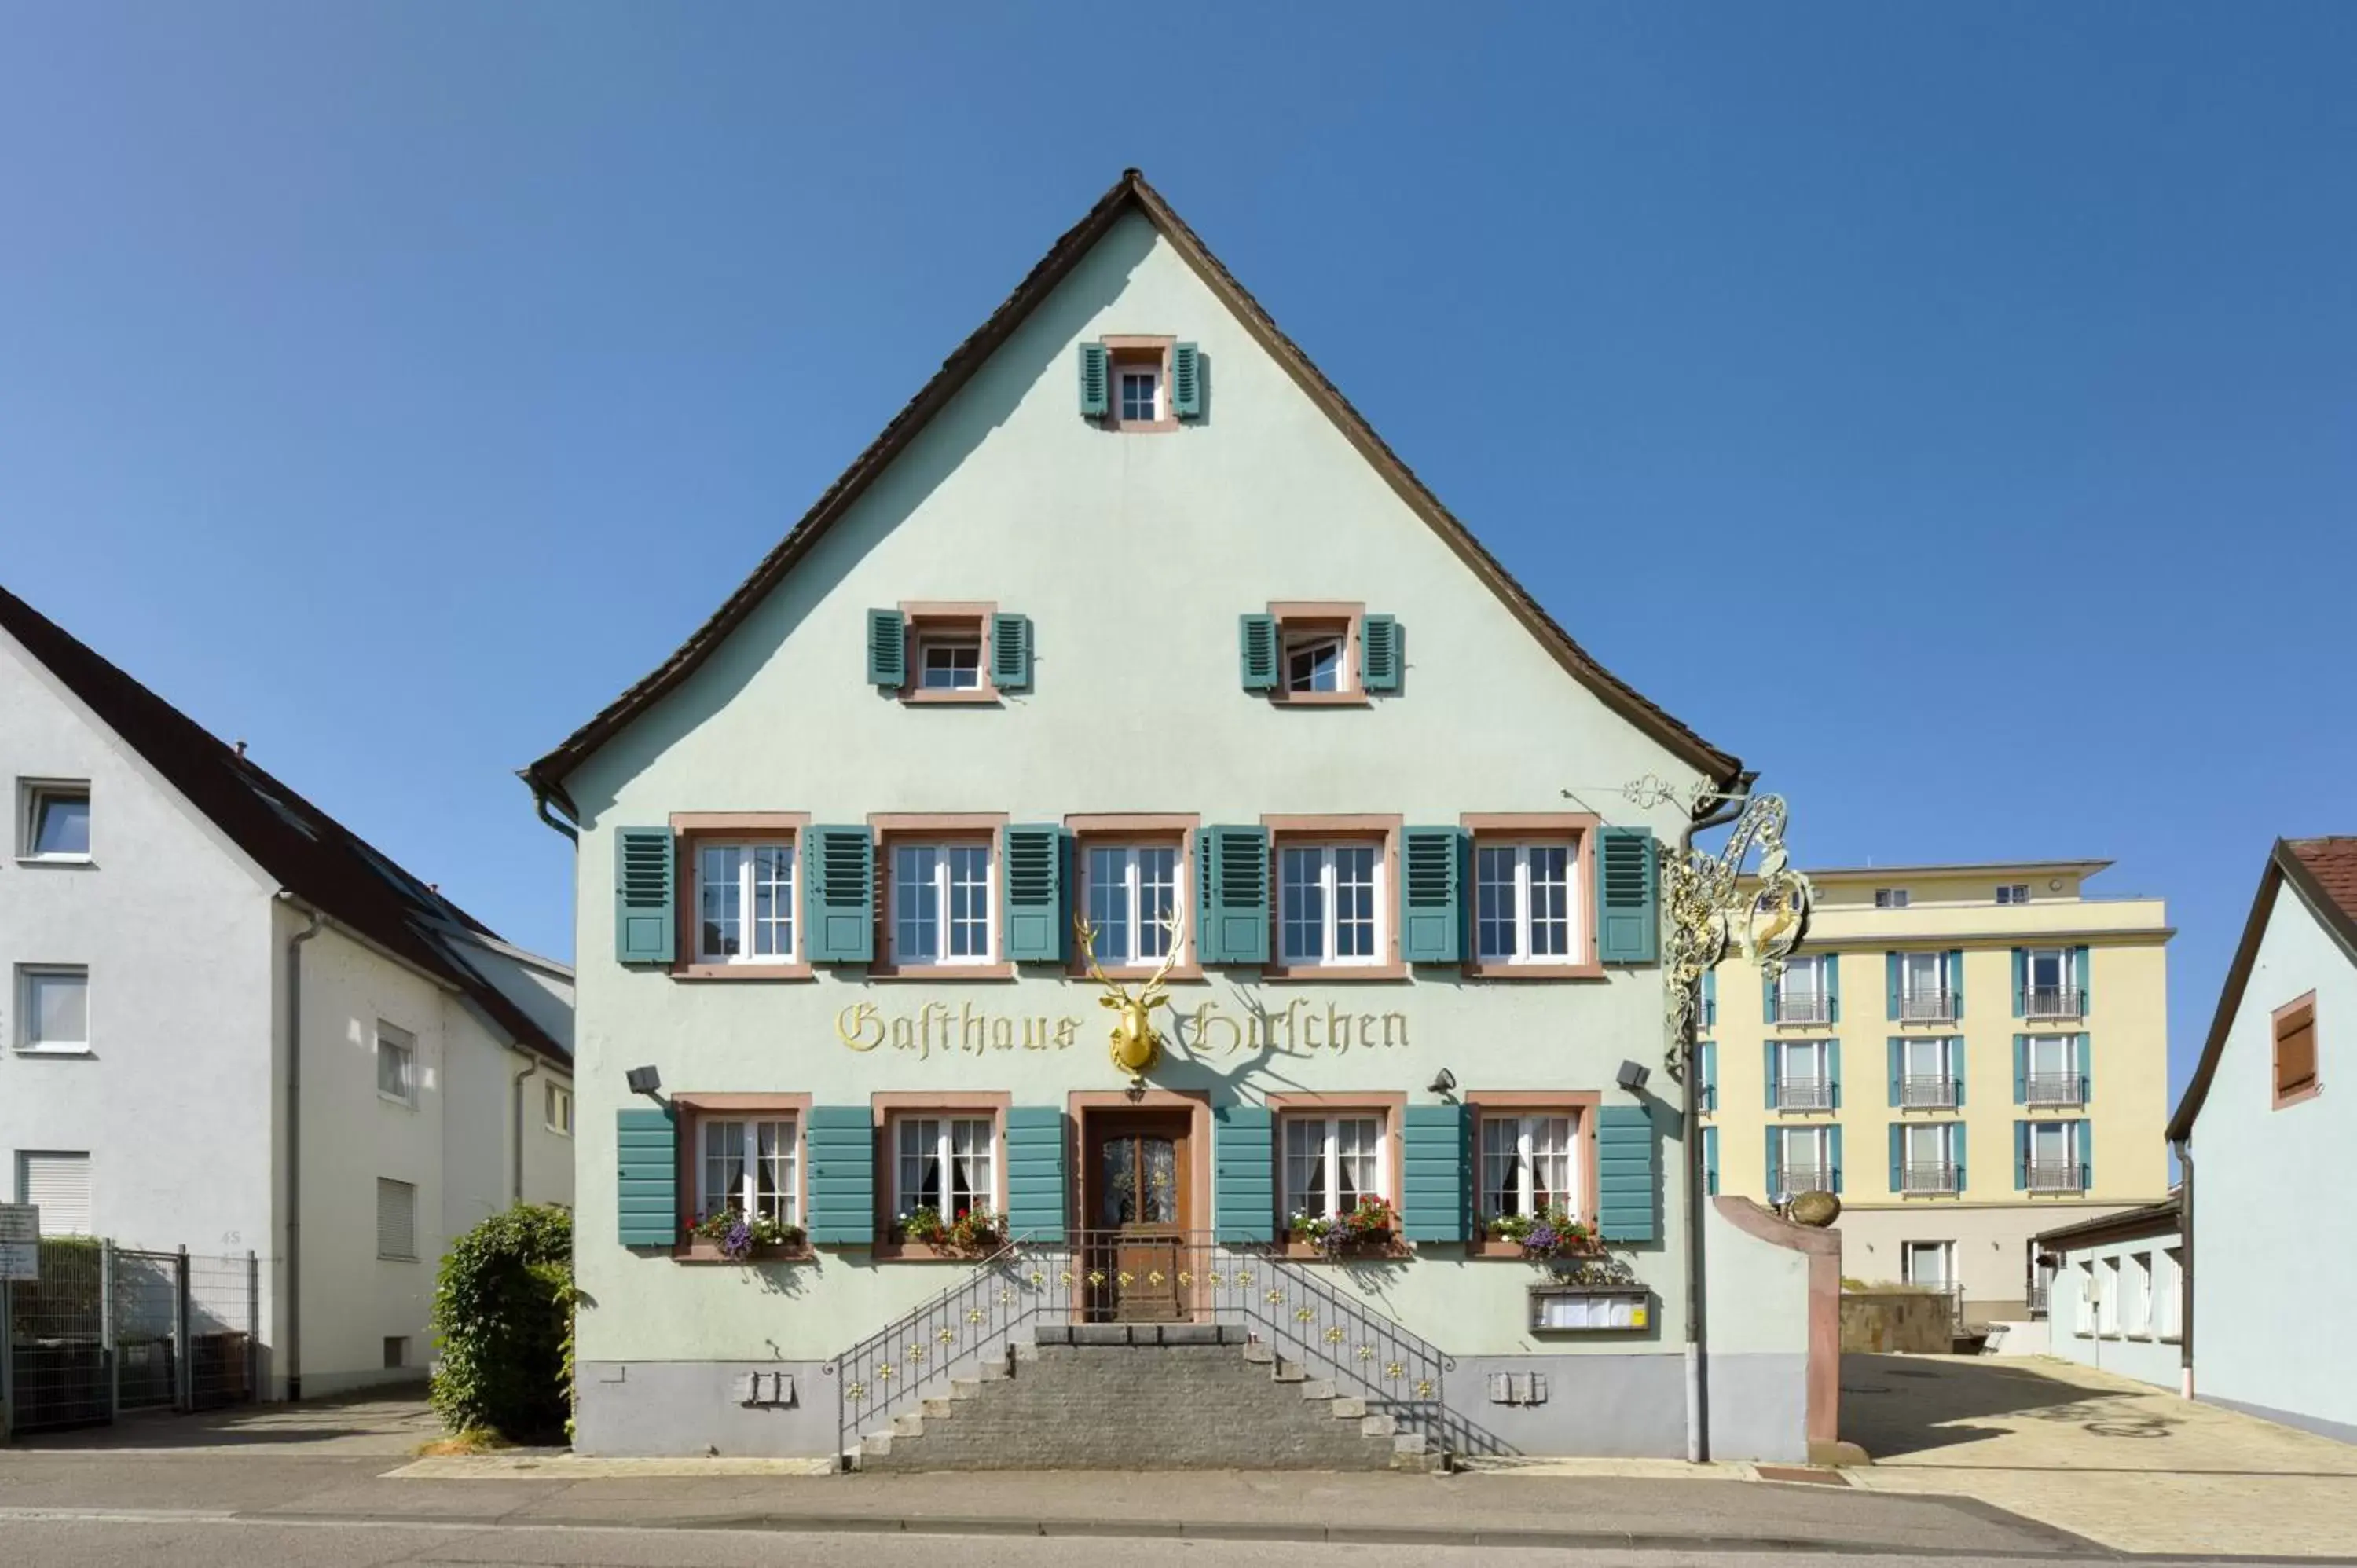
{"left": 1084, "top": 1112, "right": 1190, "bottom": 1322}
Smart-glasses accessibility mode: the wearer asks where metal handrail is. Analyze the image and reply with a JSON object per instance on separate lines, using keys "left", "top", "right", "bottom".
{"left": 1901, "top": 1161, "right": 1957, "bottom": 1194}
{"left": 1901, "top": 1075, "right": 1958, "bottom": 1108}
{"left": 1899, "top": 991, "right": 1956, "bottom": 1022}
{"left": 2027, "top": 1161, "right": 2087, "bottom": 1192}
{"left": 1775, "top": 1076, "right": 1835, "bottom": 1111}
{"left": 1773, "top": 994, "right": 1833, "bottom": 1024}
{"left": 1771, "top": 1165, "right": 1829, "bottom": 1198}
{"left": 2025, "top": 1073, "right": 2086, "bottom": 1105}
{"left": 2025, "top": 986, "right": 2084, "bottom": 1019}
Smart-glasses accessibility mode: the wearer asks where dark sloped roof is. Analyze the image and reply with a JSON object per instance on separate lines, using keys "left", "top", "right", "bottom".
{"left": 2166, "top": 837, "right": 2357, "bottom": 1140}
{"left": 0, "top": 584, "right": 568, "bottom": 1065}
{"left": 522, "top": 169, "right": 1743, "bottom": 810}
{"left": 2033, "top": 1196, "right": 2181, "bottom": 1253}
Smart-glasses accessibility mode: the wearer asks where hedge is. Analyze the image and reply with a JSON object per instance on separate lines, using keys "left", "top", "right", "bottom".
{"left": 428, "top": 1203, "right": 574, "bottom": 1441}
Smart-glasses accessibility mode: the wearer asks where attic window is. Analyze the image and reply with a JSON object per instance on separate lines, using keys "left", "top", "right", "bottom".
{"left": 1080, "top": 338, "right": 1200, "bottom": 430}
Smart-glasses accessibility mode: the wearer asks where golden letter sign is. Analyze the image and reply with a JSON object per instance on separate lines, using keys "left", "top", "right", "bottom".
{"left": 834, "top": 999, "right": 1409, "bottom": 1062}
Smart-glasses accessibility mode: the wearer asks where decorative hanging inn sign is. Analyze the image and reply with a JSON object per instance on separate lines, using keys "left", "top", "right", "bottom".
{"left": 834, "top": 998, "right": 1412, "bottom": 1062}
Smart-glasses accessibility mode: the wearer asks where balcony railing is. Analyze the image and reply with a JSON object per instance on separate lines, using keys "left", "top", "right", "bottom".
{"left": 2028, "top": 1160, "right": 2087, "bottom": 1192}
{"left": 1771, "top": 1164, "right": 1830, "bottom": 1199}
{"left": 1899, "top": 991, "right": 1956, "bottom": 1023}
{"left": 1901, "top": 1161, "right": 1958, "bottom": 1194}
{"left": 2029, "top": 1281, "right": 2051, "bottom": 1318}
{"left": 2025, "top": 985, "right": 2084, "bottom": 1020}
{"left": 1775, "top": 1077, "right": 1836, "bottom": 1111}
{"left": 2025, "top": 1073, "right": 2088, "bottom": 1106}
{"left": 1901, "top": 1074, "right": 1959, "bottom": 1108}
{"left": 1774, "top": 994, "right": 1833, "bottom": 1025}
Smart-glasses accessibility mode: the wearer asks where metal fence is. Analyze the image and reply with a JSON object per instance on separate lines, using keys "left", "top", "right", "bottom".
{"left": 3, "top": 1240, "right": 258, "bottom": 1438}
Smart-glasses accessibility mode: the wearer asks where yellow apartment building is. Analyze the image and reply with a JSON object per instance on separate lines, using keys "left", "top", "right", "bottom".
{"left": 1699, "top": 859, "right": 2171, "bottom": 1321}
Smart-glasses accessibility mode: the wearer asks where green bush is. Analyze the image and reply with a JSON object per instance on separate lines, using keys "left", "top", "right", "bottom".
{"left": 429, "top": 1204, "right": 574, "bottom": 1442}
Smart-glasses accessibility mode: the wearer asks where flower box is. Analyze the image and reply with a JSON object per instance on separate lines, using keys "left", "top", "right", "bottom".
{"left": 686, "top": 1209, "right": 808, "bottom": 1262}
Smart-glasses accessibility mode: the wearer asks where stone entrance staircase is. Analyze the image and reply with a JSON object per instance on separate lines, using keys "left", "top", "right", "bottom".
{"left": 847, "top": 1324, "right": 1436, "bottom": 1472}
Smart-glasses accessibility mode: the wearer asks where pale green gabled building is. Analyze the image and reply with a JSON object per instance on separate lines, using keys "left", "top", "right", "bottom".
{"left": 523, "top": 170, "right": 1832, "bottom": 1467}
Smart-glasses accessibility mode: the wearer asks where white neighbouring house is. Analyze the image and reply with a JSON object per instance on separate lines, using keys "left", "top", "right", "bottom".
{"left": 0, "top": 586, "right": 574, "bottom": 1399}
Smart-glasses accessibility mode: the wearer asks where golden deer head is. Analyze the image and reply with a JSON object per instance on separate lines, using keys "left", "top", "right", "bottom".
{"left": 1075, "top": 911, "right": 1183, "bottom": 1085}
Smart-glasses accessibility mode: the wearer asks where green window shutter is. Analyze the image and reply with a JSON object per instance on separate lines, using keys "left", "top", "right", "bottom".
{"left": 1596, "top": 1105, "right": 1658, "bottom": 1242}
{"left": 1761, "top": 969, "right": 1780, "bottom": 1025}
{"left": 1003, "top": 825, "right": 1066, "bottom": 963}
{"left": 1948, "top": 949, "right": 1966, "bottom": 1017}
{"left": 2077, "top": 1119, "right": 2094, "bottom": 1188}
{"left": 1703, "top": 1127, "right": 1718, "bottom": 1196}
{"left": 1886, "top": 1038, "right": 1903, "bottom": 1108}
{"left": 1885, "top": 952, "right": 1901, "bottom": 1020}
{"left": 1954, "top": 1036, "right": 1967, "bottom": 1107}
{"left": 1171, "top": 341, "right": 1202, "bottom": 419}
{"left": 1698, "top": 1040, "right": 1717, "bottom": 1112}
{"left": 1003, "top": 1107, "right": 1067, "bottom": 1242}
{"left": 1596, "top": 826, "right": 1658, "bottom": 964}
{"left": 1213, "top": 1103, "right": 1274, "bottom": 1243}
{"left": 614, "top": 827, "right": 676, "bottom": 965}
{"left": 2012, "top": 1035, "right": 2029, "bottom": 1104}
{"left": 2011, "top": 949, "right": 2027, "bottom": 1017}
{"left": 1828, "top": 1037, "right": 1843, "bottom": 1109}
{"left": 1077, "top": 342, "right": 1109, "bottom": 418}
{"left": 1953, "top": 1123, "right": 1968, "bottom": 1192}
{"left": 1237, "top": 613, "right": 1278, "bottom": 691}
{"left": 866, "top": 608, "right": 907, "bottom": 688}
{"left": 1762, "top": 1040, "right": 1779, "bottom": 1109}
{"left": 1887, "top": 1124, "right": 1903, "bottom": 1194}
{"left": 805, "top": 1105, "right": 875, "bottom": 1245}
{"left": 1702, "top": 969, "right": 1717, "bottom": 1028}
{"left": 1196, "top": 825, "right": 1270, "bottom": 965}
{"left": 617, "top": 1106, "right": 678, "bottom": 1247}
{"left": 1824, "top": 954, "right": 1842, "bottom": 1023}
{"left": 2013, "top": 1122, "right": 2029, "bottom": 1191}
{"left": 1401, "top": 1104, "right": 1470, "bottom": 1242}
{"left": 2076, "top": 1034, "right": 2092, "bottom": 1102}
{"left": 1828, "top": 1125, "right": 1845, "bottom": 1195}
{"left": 1764, "top": 1138, "right": 1777, "bottom": 1197}
{"left": 2074, "top": 945, "right": 2092, "bottom": 1011}
{"left": 989, "top": 613, "right": 1033, "bottom": 691}
{"left": 1361, "top": 614, "right": 1402, "bottom": 693}
{"left": 807, "top": 826, "right": 875, "bottom": 963}
{"left": 1400, "top": 826, "right": 1464, "bottom": 964}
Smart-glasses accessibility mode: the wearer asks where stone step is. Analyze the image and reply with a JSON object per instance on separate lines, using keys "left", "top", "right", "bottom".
{"left": 1392, "top": 1431, "right": 1427, "bottom": 1455}
{"left": 1241, "top": 1343, "right": 1276, "bottom": 1366}
{"left": 1299, "top": 1379, "right": 1336, "bottom": 1401}
{"left": 1272, "top": 1360, "right": 1307, "bottom": 1383}
{"left": 860, "top": 1431, "right": 894, "bottom": 1457}
{"left": 892, "top": 1412, "right": 925, "bottom": 1438}
{"left": 949, "top": 1377, "right": 984, "bottom": 1401}
{"left": 840, "top": 1445, "right": 866, "bottom": 1473}
{"left": 1359, "top": 1412, "right": 1395, "bottom": 1438}
{"left": 1329, "top": 1397, "right": 1367, "bottom": 1419}
{"left": 922, "top": 1397, "right": 957, "bottom": 1418}
{"left": 983, "top": 1353, "right": 1017, "bottom": 1377}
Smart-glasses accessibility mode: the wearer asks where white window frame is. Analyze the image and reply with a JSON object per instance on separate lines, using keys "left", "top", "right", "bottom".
{"left": 890, "top": 841, "right": 997, "bottom": 967}
{"left": 1901, "top": 951, "right": 1946, "bottom": 1002}
{"left": 1901, "top": 1239, "right": 1955, "bottom": 1289}
{"left": 1277, "top": 841, "right": 1386, "bottom": 968}
{"left": 1903, "top": 1122, "right": 1958, "bottom": 1191}
{"left": 1117, "top": 363, "right": 1161, "bottom": 424}
{"left": 695, "top": 838, "right": 799, "bottom": 965}
{"left": 1472, "top": 841, "right": 1578, "bottom": 964}
{"left": 544, "top": 1081, "right": 574, "bottom": 1137}
{"left": 1996, "top": 883, "right": 2030, "bottom": 904}
{"left": 891, "top": 1114, "right": 997, "bottom": 1218}
{"left": 1281, "top": 1113, "right": 1387, "bottom": 1221}
{"left": 376, "top": 1177, "right": 418, "bottom": 1262}
{"left": 1080, "top": 841, "right": 1186, "bottom": 967}
{"left": 1478, "top": 1112, "right": 1580, "bottom": 1222}
{"left": 2028, "top": 1120, "right": 2084, "bottom": 1190}
{"left": 915, "top": 635, "right": 984, "bottom": 692}
{"left": 1874, "top": 888, "right": 1910, "bottom": 909}
{"left": 2075, "top": 1259, "right": 2097, "bottom": 1335}
{"left": 1776, "top": 954, "right": 1832, "bottom": 1020}
{"left": 697, "top": 1115, "right": 801, "bottom": 1227}
{"left": 2121, "top": 1251, "right": 2153, "bottom": 1338}
{"left": 376, "top": 1020, "right": 417, "bottom": 1107}
{"left": 1773, "top": 1125, "right": 1831, "bottom": 1197}
{"left": 2096, "top": 1255, "right": 2121, "bottom": 1335}
{"left": 18, "top": 779, "right": 92, "bottom": 863}
{"left": 2156, "top": 1246, "right": 2183, "bottom": 1340}
{"left": 1773, "top": 1039, "right": 1831, "bottom": 1108}
{"left": 1281, "top": 631, "right": 1350, "bottom": 695}
{"left": 1904, "top": 1035, "right": 1955, "bottom": 1080}
{"left": 16, "top": 965, "right": 90, "bottom": 1055}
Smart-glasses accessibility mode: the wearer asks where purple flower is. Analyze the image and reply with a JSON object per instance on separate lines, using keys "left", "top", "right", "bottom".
{"left": 722, "top": 1218, "right": 753, "bottom": 1260}
{"left": 1524, "top": 1223, "right": 1560, "bottom": 1256}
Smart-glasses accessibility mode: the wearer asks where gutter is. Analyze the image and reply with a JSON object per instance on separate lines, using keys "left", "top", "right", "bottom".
{"left": 526, "top": 776, "right": 579, "bottom": 843}
{"left": 511, "top": 1054, "right": 541, "bottom": 1205}
{"left": 282, "top": 902, "right": 324, "bottom": 1402}
{"left": 2172, "top": 1135, "right": 2194, "bottom": 1398}
{"left": 1680, "top": 783, "right": 1750, "bottom": 1465}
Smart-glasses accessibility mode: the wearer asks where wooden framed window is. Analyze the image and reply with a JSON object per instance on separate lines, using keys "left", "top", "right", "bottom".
{"left": 872, "top": 1093, "right": 1011, "bottom": 1258}
{"left": 1273, "top": 603, "right": 1362, "bottom": 705}
{"left": 1270, "top": 1093, "right": 1405, "bottom": 1256}
{"left": 670, "top": 1093, "right": 812, "bottom": 1261}
{"left": 1461, "top": 814, "right": 1600, "bottom": 977}
{"left": 2274, "top": 991, "right": 2319, "bottom": 1108}
{"left": 670, "top": 814, "right": 812, "bottom": 980}
{"left": 871, "top": 815, "right": 1011, "bottom": 979}
{"left": 1263, "top": 816, "right": 1402, "bottom": 980}
{"left": 1102, "top": 335, "right": 1178, "bottom": 433}
{"left": 1069, "top": 815, "right": 1200, "bottom": 980}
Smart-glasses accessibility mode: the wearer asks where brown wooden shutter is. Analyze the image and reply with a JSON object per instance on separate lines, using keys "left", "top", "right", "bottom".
{"left": 2275, "top": 999, "right": 2318, "bottom": 1099}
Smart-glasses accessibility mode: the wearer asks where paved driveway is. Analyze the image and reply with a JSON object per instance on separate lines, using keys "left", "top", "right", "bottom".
{"left": 8, "top": 1394, "right": 438, "bottom": 1456}
{"left": 1841, "top": 1353, "right": 2357, "bottom": 1556}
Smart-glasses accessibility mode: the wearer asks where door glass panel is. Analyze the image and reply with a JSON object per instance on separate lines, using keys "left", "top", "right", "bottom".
{"left": 1141, "top": 1138, "right": 1178, "bottom": 1225}
{"left": 1100, "top": 1138, "right": 1138, "bottom": 1226}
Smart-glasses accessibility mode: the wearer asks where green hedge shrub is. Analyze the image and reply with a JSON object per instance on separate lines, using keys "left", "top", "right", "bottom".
{"left": 429, "top": 1203, "right": 574, "bottom": 1441}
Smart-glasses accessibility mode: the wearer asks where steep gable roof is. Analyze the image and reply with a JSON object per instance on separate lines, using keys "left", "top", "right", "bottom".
{"left": 0, "top": 584, "right": 568, "bottom": 1066}
{"left": 2166, "top": 836, "right": 2357, "bottom": 1140}
{"left": 522, "top": 169, "right": 1743, "bottom": 812}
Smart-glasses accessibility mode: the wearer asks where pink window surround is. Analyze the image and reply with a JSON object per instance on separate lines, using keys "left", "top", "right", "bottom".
{"left": 1464, "top": 1089, "right": 1601, "bottom": 1258}
{"left": 867, "top": 813, "right": 1014, "bottom": 980}
{"left": 669, "top": 812, "right": 814, "bottom": 981}
{"left": 1266, "top": 602, "right": 1369, "bottom": 708}
{"left": 1065, "top": 813, "right": 1205, "bottom": 982}
{"left": 896, "top": 602, "right": 1001, "bottom": 706}
{"left": 670, "top": 1092, "right": 814, "bottom": 1262}
{"left": 1268, "top": 1091, "right": 1410, "bottom": 1259}
{"left": 1260, "top": 814, "right": 1406, "bottom": 981}
{"left": 1459, "top": 811, "right": 1604, "bottom": 980}
{"left": 874, "top": 1091, "right": 1013, "bottom": 1261}
{"left": 1100, "top": 335, "right": 1179, "bottom": 434}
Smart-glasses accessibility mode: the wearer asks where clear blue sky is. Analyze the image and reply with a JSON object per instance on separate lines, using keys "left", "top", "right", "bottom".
{"left": 5, "top": 5, "right": 2352, "bottom": 1099}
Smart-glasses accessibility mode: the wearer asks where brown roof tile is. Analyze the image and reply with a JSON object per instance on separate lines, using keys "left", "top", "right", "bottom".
{"left": 2286, "top": 837, "right": 2357, "bottom": 929}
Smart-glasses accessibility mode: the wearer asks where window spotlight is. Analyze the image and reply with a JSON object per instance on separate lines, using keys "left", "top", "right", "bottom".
{"left": 625, "top": 1064, "right": 662, "bottom": 1097}
{"left": 1615, "top": 1060, "right": 1651, "bottom": 1094}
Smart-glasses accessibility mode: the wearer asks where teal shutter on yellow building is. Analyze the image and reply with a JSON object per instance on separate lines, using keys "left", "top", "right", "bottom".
{"left": 1885, "top": 953, "right": 1901, "bottom": 1020}
{"left": 807, "top": 826, "right": 875, "bottom": 963}
{"left": 1702, "top": 1126, "right": 1718, "bottom": 1196}
{"left": 1401, "top": 1104, "right": 1469, "bottom": 1241}
{"left": 1827, "top": 1037, "right": 1843, "bottom": 1108}
{"left": 866, "top": 608, "right": 906, "bottom": 687}
{"left": 2011, "top": 1035, "right": 2029, "bottom": 1104}
{"left": 1825, "top": 955, "right": 1842, "bottom": 1022}
{"left": 2077, "top": 1119, "right": 2093, "bottom": 1186}
{"left": 989, "top": 613, "right": 1033, "bottom": 690}
{"left": 1954, "top": 1037, "right": 1967, "bottom": 1105}
{"left": 1003, "top": 1108, "right": 1066, "bottom": 1241}
{"left": 2012, "top": 1121, "right": 2029, "bottom": 1190}
{"left": 2073, "top": 945, "right": 2091, "bottom": 1010}
{"left": 805, "top": 1105, "right": 874, "bottom": 1244}
{"left": 1003, "top": 825, "right": 1066, "bottom": 962}
{"left": 2011, "top": 948, "right": 2028, "bottom": 1017}
{"left": 1212, "top": 1104, "right": 1274, "bottom": 1243}
{"left": 614, "top": 827, "right": 675, "bottom": 965}
{"left": 1953, "top": 1123, "right": 1968, "bottom": 1191}
{"left": 616, "top": 1106, "right": 677, "bottom": 1247}
{"left": 1596, "top": 826, "right": 1658, "bottom": 964}
{"left": 1886, "top": 1038, "right": 1904, "bottom": 1107}
{"left": 1077, "top": 343, "right": 1109, "bottom": 418}
{"left": 2075, "top": 1034, "right": 2092, "bottom": 1101}
{"left": 1828, "top": 1124, "right": 1846, "bottom": 1194}
{"left": 1171, "top": 342, "right": 1201, "bottom": 419}
{"left": 1948, "top": 949, "right": 1966, "bottom": 1017}
{"left": 1595, "top": 1105, "right": 1657, "bottom": 1242}
{"left": 1762, "top": 1040, "right": 1779, "bottom": 1110}
{"left": 1762, "top": 967, "right": 1780, "bottom": 1024}
{"left": 1361, "top": 614, "right": 1402, "bottom": 692}
{"left": 1886, "top": 1123, "right": 1902, "bottom": 1193}
{"left": 1400, "top": 826, "right": 1464, "bottom": 963}
{"left": 1197, "top": 825, "right": 1270, "bottom": 965}
{"left": 1698, "top": 1040, "right": 1717, "bottom": 1110}
{"left": 1237, "top": 614, "right": 1278, "bottom": 691}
